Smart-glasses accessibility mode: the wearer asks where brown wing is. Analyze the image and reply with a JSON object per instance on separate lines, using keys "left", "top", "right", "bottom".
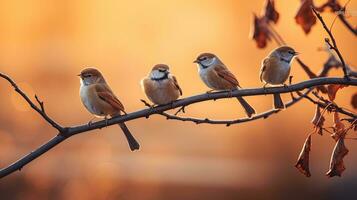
{"left": 259, "top": 57, "right": 269, "bottom": 82}
{"left": 95, "top": 84, "right": 125, "bottom": 112}
{"left": 214, "top": 64, "right": 241, "bottom": 88}
{"left": 172, "top": 76, "right": 182, "bottom": 95}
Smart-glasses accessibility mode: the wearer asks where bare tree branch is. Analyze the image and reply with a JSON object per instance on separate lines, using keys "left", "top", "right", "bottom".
{"left": 296, "top": 91, "right": 356, "bottom": 119}
{"left": 311, "top": 7, "right": 349, "bottom": 78}
{"left": 0, "top": 75, "right": 356, "bottom": 179}
{"left": 159, "top": 51, "right": 357, "bottom": 126}
{"left": 0, "top": 73, "right": 63, "bottom": 132}
{"left": 337, "top": 14, "right": 357, "bottom": 36}
{"left": 0, "top": 134, "right": 67, "bottom": 178}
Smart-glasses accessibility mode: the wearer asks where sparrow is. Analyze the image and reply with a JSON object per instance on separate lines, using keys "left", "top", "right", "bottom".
{"left": 194, "top": 53, "right": 256, "bottom": 118}
{"left": 79, "top": 67, "right": 140, "bottom": 151}
{"left": 141, "top": 64, "right": 182, "bottom": 105}
{"left": 259, "top": 46, "right": 298, "bottom": 109}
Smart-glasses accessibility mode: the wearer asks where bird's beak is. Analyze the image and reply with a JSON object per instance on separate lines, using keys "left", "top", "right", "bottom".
{"left": 294, "top": 52, "right": 300, "bottom": 56}
{"left": 193, "top": 60, "right": 199, "bottom": 63}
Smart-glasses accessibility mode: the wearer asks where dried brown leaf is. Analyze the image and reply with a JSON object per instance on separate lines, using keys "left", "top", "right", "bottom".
{"left": 262, "top": 0, "right": 279, "bottom": 24}
{"left": 332, "top": 112, "right": 346, "bottom": 141}
{"left": 351, "top": 93, "right": 357, "bottom": 109}
{"left": 250, "top": 14, "right": 271, "bottom": 48}
{"left": 295, "top": 135, "right": 312, "bottom": 177}
{"left": 311, "top": 105, "right": 325, "bottom": 135}
{"left": 327, "top": 84, "right": 347, "bottom": 101}
{"left": 326, "top": 138, "right": 349, "bottom": 177}
{"left": 295, "top": 0, "right": 317, "bottom": 34}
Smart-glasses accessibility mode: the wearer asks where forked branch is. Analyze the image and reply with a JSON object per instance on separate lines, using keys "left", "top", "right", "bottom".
{"left": 0, "top": 73, "right": 356, "bottom": 179}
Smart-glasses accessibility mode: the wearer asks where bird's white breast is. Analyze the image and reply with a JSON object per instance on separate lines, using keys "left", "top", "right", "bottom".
{"left": 79, "top": 83, "right": 100, "bottom": 116}
{"left": 198, "top": 67, "right": 214, "bottom": 89}
{"left": 267, "top": 59, "right": 292, "bottom": 85}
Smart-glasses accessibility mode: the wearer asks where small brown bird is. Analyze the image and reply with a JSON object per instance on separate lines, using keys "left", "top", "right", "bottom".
{"left": 194, "top": 53, "right": 256, "bottom": 118}
{"left": 141, "top": 64, "right": 182, "bottom": 105}
{"left": 259, "top": 46, "right": 298, "bottom": 109}
{"left": 79, "top": 68, "right": 140, "bottom": 151}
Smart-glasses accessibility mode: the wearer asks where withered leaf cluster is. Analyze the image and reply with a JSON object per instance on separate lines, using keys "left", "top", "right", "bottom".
{"left": 250, "top": 15, "right": 271, "bottom": 48}
{"left": 251, "top": 0, "right": 349, "bottom": 47}
{"left": 250, "top": 0, "right": 279, "bottom": 48}
{"left": 296, "top": 85, "right": 354, "bottom": 178}
{"left": 262, "top": 0, "right": 279, "bottom": 23}
{"left": 295, "top": 0, "right": 317, "bottom": 34}
{"left": 249, "top": 0, "right": 356, "bottom": 179}
{"left": 295, "top": 0, "right": 344, "bottom": 34}
{"left": 325, "top": 88, "right": 350, "bottom": 177}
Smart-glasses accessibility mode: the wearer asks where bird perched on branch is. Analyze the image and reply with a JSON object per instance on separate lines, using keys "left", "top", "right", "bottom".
{"left": 141, "top": 64, "right": 182, "bottom": 105}
{"left": 194, "top": 53, "right": 256, "bottom": 118}
{"left": 259, "top": 46, "right": 298, "bottom": 109}
{"left": 79, "top": 68, "right": 140, "bottom": 151}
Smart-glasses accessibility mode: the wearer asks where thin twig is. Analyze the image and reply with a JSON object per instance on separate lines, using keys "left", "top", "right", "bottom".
{"left": 334, "top": 0, "right": 356, "bottom": 36}
{"left": 312, "top": 7, "right": 349, "bottom": 78}
{"left": 328, "top": 0, "right": 351, "bottom": 33}
{"left": 337, "top": 14, "right": 357, "bottom": 35}
{"left": 35, "top": 95, "right": 45, "bottom": 113}
{"left": 174, "top": 106, "right": 186, "bottom": 116}
{"left": 140, "top": 99, "right": 153, "bottom": 108}
{"left": 298, "top": 91, "right": 356, "bottom": 119}
{"left": 0, "top": 73, "right": 63, "bottom": 132}
{"left": 160, "top": 89, "right": 312, "bottom": 126}
{"left": 312, "top": 91, "right": 330, "bottom": 104}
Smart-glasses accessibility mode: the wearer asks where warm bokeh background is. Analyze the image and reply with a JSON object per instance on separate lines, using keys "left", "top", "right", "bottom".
{"left": 0, "top": 0, "right": 356, "bottom": 199}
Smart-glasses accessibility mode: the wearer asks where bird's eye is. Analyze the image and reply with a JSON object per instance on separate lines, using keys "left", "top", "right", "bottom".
{"left": 84, "top": 74, "right": 92, "bottom": 78}
{"left": 201, "top": 56, "right": 207, "bottom": 61}
{"left": 158, "top": 69, "right": 166, "bottom": 73}
{"left": 288, "top": 51, "right": 294, "bottom": 54}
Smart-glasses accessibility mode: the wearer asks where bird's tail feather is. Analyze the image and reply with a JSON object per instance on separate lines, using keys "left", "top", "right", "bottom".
{"left": 118, "top": 122, "right": 140, "bottom": 151}
{"left": 236, "top": 97, "right": 256, "bottom": 118}
{"left": 273, "top": 93, "right": 285, "bottom": 110}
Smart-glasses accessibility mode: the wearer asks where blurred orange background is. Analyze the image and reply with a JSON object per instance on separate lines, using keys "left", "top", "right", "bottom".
{"left": 0, "top": 0, "right": 356, "bottom": 199}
